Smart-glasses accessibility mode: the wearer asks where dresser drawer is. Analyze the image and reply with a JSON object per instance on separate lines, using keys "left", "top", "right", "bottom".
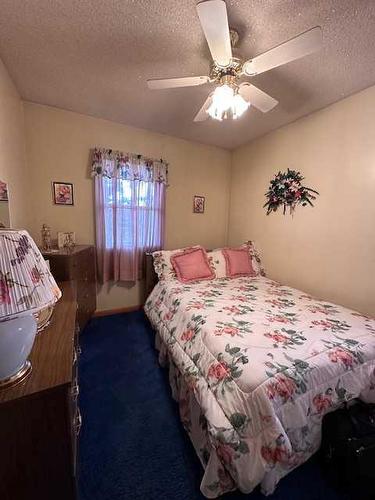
{"left": 0, "top": 282, "right": 78, "bottom": 500}
{"left": 42, "top": 246, "right": 97, "bottom": 331}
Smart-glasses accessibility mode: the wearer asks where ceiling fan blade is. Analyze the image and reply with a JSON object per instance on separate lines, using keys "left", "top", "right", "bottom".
{"left": 193, "top": 95, "right": 213, "bottom": 122}
{"left": 196, "top": 0, "right": 232, "bottom": 67}
{"left": 243, "top": 26, "right": 322, "bottom": 76}
{"left": 239, "top": 83, "right": 278, "bottom": 113}
{"left": 147, "top": 76, "right": 210, "bottom": 90}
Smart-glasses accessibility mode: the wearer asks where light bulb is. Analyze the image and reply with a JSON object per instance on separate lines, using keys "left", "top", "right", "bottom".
{"left": 206, "top": 84, "right": 250, "bottom": 121}
{"left": 232, "top": 94, "right": 250, "bottom": 119}
{"left": 212, "top": 84, "right": 234, "bottom": 111}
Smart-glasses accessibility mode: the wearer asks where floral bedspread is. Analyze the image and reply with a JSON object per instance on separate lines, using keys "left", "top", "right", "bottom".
{"left": 144, "top": 276, "right": 375, "bottom": 498}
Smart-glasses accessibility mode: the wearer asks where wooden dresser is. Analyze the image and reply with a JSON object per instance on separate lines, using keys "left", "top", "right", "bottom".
{"left": 42, "top": 245, "right": 97, "bottom": 329}
{"left": 0, "top": 282, "right": 80, "bottom": 500}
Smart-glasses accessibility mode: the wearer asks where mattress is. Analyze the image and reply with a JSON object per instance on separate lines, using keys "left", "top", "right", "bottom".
{"left": 144, "top": 276, "right": 375, "bottom": 497}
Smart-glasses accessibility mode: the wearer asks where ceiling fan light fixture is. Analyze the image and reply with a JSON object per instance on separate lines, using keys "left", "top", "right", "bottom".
{"left": 207, "top": 84, "right": 234, "bottom": 120}
{"left": 232, "top": 93, "right": 250, "bottom": 119}
{"left": 207, "top": 84, "right": 249, "bottom": 121}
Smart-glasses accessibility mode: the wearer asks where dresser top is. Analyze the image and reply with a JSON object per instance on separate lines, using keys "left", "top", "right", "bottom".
{"left": 0, "top": 281, "right": 77, "bottom": 404}
{"left": 41, "top": 244, "right": 93, "bottom": 257}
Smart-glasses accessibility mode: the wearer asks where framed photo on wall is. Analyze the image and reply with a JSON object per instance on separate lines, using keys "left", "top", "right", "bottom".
{"left": 193, "top": 195, "right": 205, "bottom": 214}
{"left": 0, "top": 180, "right": 9, "bottom": 201}
{"left": 53, "top": 182, "right": 74, "bottom": 206}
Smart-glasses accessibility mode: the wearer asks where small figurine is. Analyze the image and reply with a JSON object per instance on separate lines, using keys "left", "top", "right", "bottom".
{"left": 64, "top": 232, "right": 76, "bottom": 252}
{"left": 41, "top": 224, "right": 52, "bottom": 251}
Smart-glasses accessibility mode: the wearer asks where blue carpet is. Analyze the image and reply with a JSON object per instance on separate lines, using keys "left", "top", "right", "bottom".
{"left": 78, "top": 311, "right": 348, "bottom": 500}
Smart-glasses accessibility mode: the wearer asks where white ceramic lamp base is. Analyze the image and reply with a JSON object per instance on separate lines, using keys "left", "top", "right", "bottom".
{"left": 0, "top": 314, "right": 37, "bottom": 388}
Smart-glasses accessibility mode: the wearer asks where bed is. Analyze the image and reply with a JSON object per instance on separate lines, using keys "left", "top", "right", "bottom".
{"left": 144, "top": 253, "right": 375, "bottom": 498}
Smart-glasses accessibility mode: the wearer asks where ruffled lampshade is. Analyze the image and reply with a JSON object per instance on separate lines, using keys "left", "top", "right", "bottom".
{"left": 0, "top": 229, "right": 61, "bottom": 319}
{"left": 0, "top": 229, "right": 61, "bottom": 388}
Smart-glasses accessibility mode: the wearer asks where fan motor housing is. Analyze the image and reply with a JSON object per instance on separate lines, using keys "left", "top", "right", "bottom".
{"left": 210, "top": 57, "right": 243, "bottom": 83}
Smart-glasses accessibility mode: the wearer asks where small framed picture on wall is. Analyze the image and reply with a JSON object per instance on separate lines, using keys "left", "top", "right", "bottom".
{"left": 53, "top": 182, "right": 74, "bottom": 206}
{"left": 0, "top": 180, "right": 8, "bottom": 201}
{"left": 193, "top": 195, "right": 205, "bottom": 214}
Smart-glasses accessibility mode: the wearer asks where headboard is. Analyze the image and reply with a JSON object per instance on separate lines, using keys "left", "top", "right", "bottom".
{"left": 144, "top": 252, "right": 158, "bottom": 300}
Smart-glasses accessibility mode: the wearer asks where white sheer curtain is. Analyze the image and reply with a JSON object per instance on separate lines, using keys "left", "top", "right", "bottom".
{"left": 92, "top": 148, "right": 167, "bottom": 283}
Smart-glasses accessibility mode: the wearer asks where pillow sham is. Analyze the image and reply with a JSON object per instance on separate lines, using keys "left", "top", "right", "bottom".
{"left": 152, "top": 246, "right": 200, "bottom": 281}
{"left": 208, "top": 241, "right": 266, "bottom": 278}
{"left": 222, "top": 248, "right": 255, "bottom": 277}
{"left": 171, "top": 247, "right": 215, "bottom": 283}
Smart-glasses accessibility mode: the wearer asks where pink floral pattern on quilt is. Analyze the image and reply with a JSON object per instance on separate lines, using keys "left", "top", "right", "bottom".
{"left": 145, "top": 276, "right": 375, "bottom": 498}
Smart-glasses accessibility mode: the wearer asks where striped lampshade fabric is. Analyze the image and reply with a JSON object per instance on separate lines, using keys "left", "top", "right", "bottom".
{"left": 0, "top": 229, "right": 62, "bottom": 320}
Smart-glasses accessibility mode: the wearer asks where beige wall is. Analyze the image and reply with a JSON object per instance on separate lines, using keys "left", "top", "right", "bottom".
{"left": 0, "top": 58, "right": 29, "bottom": 228}
{"left": 229, "top": 85, "right": 375, "bottom": 316}
{"left": 23, "top": 103, "right": 231, "bottom": 311}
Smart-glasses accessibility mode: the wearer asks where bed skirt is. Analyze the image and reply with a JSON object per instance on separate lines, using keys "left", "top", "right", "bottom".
{"left": 154, "top": 332, "right": 238, "bottom": 497}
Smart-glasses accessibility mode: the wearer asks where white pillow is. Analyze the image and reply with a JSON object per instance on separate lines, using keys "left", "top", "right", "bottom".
{"left": 207, "top": 249, "right": 227, "bottom": 278}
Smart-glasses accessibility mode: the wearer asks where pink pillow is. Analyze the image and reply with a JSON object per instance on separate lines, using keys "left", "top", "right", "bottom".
{"left": 222, "top": 248, "right": 255, "bottom": 277}
{"left": 171, "top": 247, "right": 215, "bottom": 283}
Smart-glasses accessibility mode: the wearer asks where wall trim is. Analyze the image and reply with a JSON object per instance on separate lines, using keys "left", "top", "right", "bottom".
{"left": 93, "top": 305, "right": 143, "bottom": 317}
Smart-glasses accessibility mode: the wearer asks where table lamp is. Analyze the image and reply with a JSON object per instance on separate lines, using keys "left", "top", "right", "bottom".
{"left": 0, "top": 229, "right": 61, "bottom": 388}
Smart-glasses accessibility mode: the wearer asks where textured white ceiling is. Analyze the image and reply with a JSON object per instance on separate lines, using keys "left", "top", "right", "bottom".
{"left": 0, "top": 0, "right": 374, "bottom": 149}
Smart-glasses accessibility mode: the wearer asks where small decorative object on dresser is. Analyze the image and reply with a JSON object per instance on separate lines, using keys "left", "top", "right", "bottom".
{"left": 53, "top": 181, "right": 74, "bottom": 205}
{"left": 57, "top": 231, "right": 76, "bottom": 249}
{"left": 41, "top": 245, "right": 97, "bottom": 329}
{"left": 41, "top": 223, "right": 52, "bottom": 251}
{"left": 193, "top": 195, "right": 205, "bottom": 213}
{"left": 0, "top": 229, "right": 61, "bottom": 388}
{"left": 0, "top": 281, "right": 80, "bottom": 500}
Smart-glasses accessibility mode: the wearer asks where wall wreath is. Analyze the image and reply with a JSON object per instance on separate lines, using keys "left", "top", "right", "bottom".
{"left": 264, "top": 169, "right": 319, "bottom": 215}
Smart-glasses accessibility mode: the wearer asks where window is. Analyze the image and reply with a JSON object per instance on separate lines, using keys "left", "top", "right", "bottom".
{"left": 92, "top": 148, "right": 167, "bottom": 283}
{"left": 102, "top": 177, "right": 164, "bottom": 250}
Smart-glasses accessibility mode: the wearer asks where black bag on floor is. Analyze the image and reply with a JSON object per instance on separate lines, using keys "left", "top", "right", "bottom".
{"left": 321, "top": 401, "right": 375, "bottom": 500}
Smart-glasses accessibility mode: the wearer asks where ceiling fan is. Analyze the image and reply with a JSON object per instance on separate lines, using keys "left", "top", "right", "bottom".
{"left": 147, "top": 0, "right": 322, "bottom": 122}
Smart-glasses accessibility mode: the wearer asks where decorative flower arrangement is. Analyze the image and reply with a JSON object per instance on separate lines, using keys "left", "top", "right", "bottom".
{"left": 264, "top": 169, "right": 319, "bottom": 215}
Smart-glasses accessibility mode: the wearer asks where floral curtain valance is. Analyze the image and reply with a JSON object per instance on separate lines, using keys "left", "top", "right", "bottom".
{"left": 91, "top": 147, "right": 168, "bottom": 185}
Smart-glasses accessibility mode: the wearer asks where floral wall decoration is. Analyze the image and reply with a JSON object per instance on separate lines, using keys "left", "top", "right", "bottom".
{"left": 264, "top": 169, "right": 319, "bottom": 215}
